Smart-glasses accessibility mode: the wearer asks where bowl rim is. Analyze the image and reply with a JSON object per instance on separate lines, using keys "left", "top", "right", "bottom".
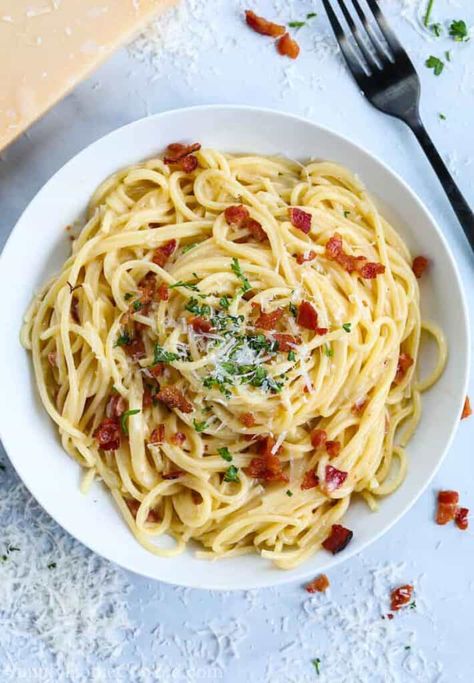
{"left": 0, "top": 104, "right": 470, "bottom": 590}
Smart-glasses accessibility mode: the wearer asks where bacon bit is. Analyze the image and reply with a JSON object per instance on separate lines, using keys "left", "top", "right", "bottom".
{"left": 325, "top": 233, "right": 385, "bottom": 279}
{"left": 162, "top": 471, "right": 183, "bottom": 480}
{"left": 461, "top": 396, "right": 472, "bottom": 420}
{"left": 301, "top": 469, "right": 319, "bottom": 490}
{"left": 310, "top": 429, "right": 327, "bottom": 449}
{"left": 171, "top": 431, "right": 186, "bottom": 446}
{"left": 149, "top": 425, "right": 165, "bottom": 444}
{"left": 277, "top": 32, "right": 300, "bottom": 59}
{"left": 305, "top": 574, "right": 330, "bottom": 593}
{"left": 385, "top": 613, "right": 394, "bottom": 620}
{"left": 71, "top": 296, "right": 80, "bottom": 323}
{"left": 255, "top": 307, "right": 284, "bottom": 330}
{"left": 106, "top": 394, "right": 126, "bottom": 418}
{"left": 296, "top": 300, "right": 328, "bottom": 335}
{"left": 412, "top": 256, "right": 429, "bottom": 279}
{"left": 394, "top": 353, "right": 414, "bottom": 385}
{"left": 152, "top": 239, "right": 177, "bottom": 268}
{"left": 224, "top": 204, "right": 250, "bottom": 226}
{"left": 351, "top": 398, "right": 368, "bottom": 416}
{"left": 246, "top": 218, "right": 267, "bottom": 242}
{"left": 156, "top": 386, "right": 193, "bottom": 413}
{"left": 137, "top": 272, "right": 156, "bottom": 305}
{"left": 164, "top": 142, "right": 201, "bottom": 163}
{"left": 245, "top": 9, "right": 285, "bottom": 37}
{"left": 326, "top": 440, "right": 341, "bottom": 458}
{"left": 455, "top": 507, "right": 469, "bottom": 530}
{"left": 240, "top": 412, "right": 255, "bottom": 428}
{"left": 296, "top": 251, "right": 316, "bottom": 264}
{"left": 289, "top": 207, "right": 311, "bottom": 233}
{"left": 149, "top": 363, "right": 165, "bottom": 379}
{"left": 47, "top": 351, "right": 57, "bottom": 368}
{"left": 189, "top": 316, "right": 213, "bottom": 334}
{"left": 157, "top": 282, "right": 169, "bottom": 301}
{"left": 176, "top": 155, "right": 198, "bottom": 173}
{"left": 125, "top": 498, "right": 159, "bottom": 523}
{"left": 94, "top": 417, "right": 120, "bottom": 451}
{"left": 324, "top": 464, "right": 348, "bottom": 492}
{"left": 390, "top": 584, "right": 414, "bottom": 611}
{"left": 246, "top": 435, "right": 288, "bottom": 483}
{"left": 436, "top": 490, "right": 459, "bottom": 525}
{"left": 124, "top": 336, "right": 146, "bottom": 361}
{"left": 273, "top": 333, "right": 301, "bottom": 352}
{"left": 142, "top": 386, "right": 155, "bottom": 409}
{"left": 322, "top": 524, "right": 353, "bottom": 554}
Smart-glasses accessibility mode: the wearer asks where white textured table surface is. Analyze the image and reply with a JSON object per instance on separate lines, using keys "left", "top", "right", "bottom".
{"left": 0, "top": 2, "right": 473, "bottom": 682}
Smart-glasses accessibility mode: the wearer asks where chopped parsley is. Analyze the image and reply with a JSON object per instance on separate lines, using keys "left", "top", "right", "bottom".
{"left": 169, "top": 280, "right": 200, "bottom": 292}
{"left": 47, "top": 562, "right": 57, "bottom": 569}
{"left": 202, "top": 376, "right": 232, "bottom": 398}
{"left": 287, "top": 350, "right": 296, "bottom": 362}
{"left": 449, "top": 19, "right": 469, "bottom": 42}
{"left": 430, "top": 22, "right": 442, "bottom": 37}
{"left": 133, "top": 300, "right": 142, "bottom": 312}
{"left": 409, "top": 601, "right": 417, "bottom": 609}
{"left": 193, "top": 419, "right": 208, "bottom": 433}
{"left": 114, "top": 332, "right": 131, "bottom": 347}
{"left": 288, "top": 12, "right": 317, "bottom": 28}
{"left": 439, "top": 113, "right": 446, "bottom": 120}
{"left": 445, "top": 50, "right": 451, "bottom": 62}
{"left": 185, "top": 297, "right": 211, "bottom": 317}
{"left": 124, "top": 292, "right": 134, "bottom": 301}
{"left": 342, "top": 322, "right": 351, "bottom": 333}
{"left": 218, "top": 447, "right": 232, "bottom": 462}
{"left": 311, "top": 658, "right": 321, "bottom": 676}
{"left": 286, "top": 490, "right": 293, "bottom": 497}
{"left": 0, "top": 463, "right": 5, "bottom": 471}
{"left": 219, "top": 295, "right": 231, "bottom": 310}
{"left": 343, "top": 210, "right": 350, "bottom": 218}
{"left": 423, "top": 0, "right": 435, "bottom": 27}
{"left": 120, "top": 409, "right": 140, "bottom": 436}
{"left": 231, "top": 257, "right": 252, "bottom": 293}
{"left": 182, "top": 242, "right": 197, "bottom": 253}
{"left": 404, "top": 645, "right": 411, "bottom": 650}
{"left": 289, "top": 302, "right": 298, "bottom": 318}
{"left": 7, "top": 545, "right": 20, "bottom": 553}
{"left": 425, "top": 55, "right": 444, "bottom": 76}
{"left": 323, "top": 344, "right": 334, "bottom": 358}
{"left": 153, "top": 344, "right": 179, "bottom": 364}
{"left": 223, "top": 465, "right": 240, "bottom": 482}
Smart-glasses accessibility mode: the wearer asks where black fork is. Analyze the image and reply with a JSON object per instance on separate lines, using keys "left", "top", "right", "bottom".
{"left": 322, "top": 0, "right": 474, "bottom": 252}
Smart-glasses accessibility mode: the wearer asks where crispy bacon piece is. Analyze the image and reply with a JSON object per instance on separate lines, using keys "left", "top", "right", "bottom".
{"left": 310, "top": 429, "right": 327, "bottom": 449}
{"left": 322, "top": 524, "right": 353, "bottom": 554}
{"left": 142, "top": 386, "right": 154, "bottom": 409}
{"left": 351, "top": 398, "right": 368, "bottom": 415}
{"left": 297, "top": 300, "right": 328, "bottom": 334}
{"left": 94, "top": 417, "right": 120, "bottom": 451}
{"left": 246, "top": 218, "right": 267, "bottom": 242}
{"left": 301, "top": 469, "right": 319, "bottom": 490}
{"left": 224, "top": 204, "right": 250, "bottom": 226}
{"left": 324, "top": 465, "right": 348, "bottom": 492}
{"left": 189, "top": 316, "right": 213, "bottom": 334}
{"left": 171, "top": 431, "right": 186, "bottom": 446}
{"left": 461, "top": 396, "right": 472, "bottom": 420}
{"left": 138, "top": 272, "right": 156, "bottom": 305}
{"left": 390, "top": 584, "right": 414, "bottom": 611}
{"left": 156, "top": 386, "right": 193, "bottom": 413}
{"left": 71, "top": 297, "right": 80, "bottom": 323}
{"left": 149, "top": 363, "right": 165, "bottom": 378}
{"left": 436, "top": 490, "right": 459, "bottom": 525}
{"left": 255, "top": 307, "right": 284, "bottom": 330}
{"left": 394, "top": 353, "right": 414, "bottom": 385}
{"left": 157, "top": 282, "right": 169, "bottom": 301}
{"left": 149, "top": 425, "right": 165, "bottom": 444}
{"left": 273, "top": 333, "right": 300, "bottom": 352}
{"left": 124, "top": 336, "right": 146, "bottom": 361}
{"left": 277, "top": 32, "right": 300, "bottom": 59}
{"left": 325, "top": 233, "right": 385, "bottom": 279}
{"left": 245, "top": 9, "right": 285, "bottom": 37}
{"left": 240, "top": 412, "right": 255, "bottom": 428}
{"left": 106, "top": 394, "right": 126, "bottom": 418}
{"left": 163, "top": 471, "right": 183, "bottom": 480}
{"left": 455, "top": 507, "right": 469, "bottom": 530}
{"left": 47, "top": 351, "right": 57, "bottom": 368}
{"left": 164, "top": 142, "right": 201, "bottom": 163}
{"left": 305, "top": 574, "right": 330, "bottom": 593}
{"left": 125, "top": 498, "right": 160, "bottom": 523}
{"left": 152, "top": 239, "right": 177, "bottom": 268}
{"left": 289, "top": 207, "right": 311, "bottom": 233}
{"left": 412, "top": 256, "right": 429, "bottom": 279}
{"left": 246, "top": 435, "right": 288, "bottom": 483}
{"left": 296, "top": 250, "right": 316, "bottom": 264}
{"left": 176, "top": 155, "right": 198, "bottom": 173}
{"left": 326, "top": 440, "right": 341, "bottom": 458}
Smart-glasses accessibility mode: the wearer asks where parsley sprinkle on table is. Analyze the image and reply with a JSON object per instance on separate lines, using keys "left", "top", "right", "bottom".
{"left": 47, "top": 562, "right": 57, "bottom": 569}
{"left": 423, "top": 0, "right": 435, "bottom": 28}
{"left": 439, "top": 113, "right": 446, "bottom": 120}
{"left": 311, "top": 658, "right": 321, "bottom": 675}
{"left": 425, "top": 55, "right": 444, "bottom": 76}
{"left": 449, "top": 19, "right": 469, "bottom": 42}
{"left": 430, "top": 23, "right": 442, "bottom": 37}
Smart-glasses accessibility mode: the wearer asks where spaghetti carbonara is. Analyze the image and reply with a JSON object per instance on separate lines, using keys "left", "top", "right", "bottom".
{"left": 21, "top": 143, "right": 446, "bottom": 568}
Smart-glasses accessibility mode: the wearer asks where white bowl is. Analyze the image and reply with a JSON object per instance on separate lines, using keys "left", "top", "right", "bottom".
{"left": 0, "top": 105, "right": 469, "bottom": 590}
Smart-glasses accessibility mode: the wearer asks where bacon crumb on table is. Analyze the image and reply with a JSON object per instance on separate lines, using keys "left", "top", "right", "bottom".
{"left": 389, "top": 584, "right": 413, "bottom": 611}
{"left": 435, "top": 490, "right": 459, "bottom": 525}
{"left": 461, "top": 396, "right": 472, "bottom": 420}
{"left": 245, "top": 9, "right": 285, "bottom": 37}
{"left": 455, "top": 507, "right": 469, "bottom": 530}
{"left": 277, "top": 32, "right": 300, "bottom": 59}
{"left": 305, "top": 574, "right": 330, "bottom": 593}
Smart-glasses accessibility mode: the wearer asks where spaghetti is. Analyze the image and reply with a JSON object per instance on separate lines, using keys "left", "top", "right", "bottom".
{"left": 21, "top": 145, "right": 446, "bottom": 568}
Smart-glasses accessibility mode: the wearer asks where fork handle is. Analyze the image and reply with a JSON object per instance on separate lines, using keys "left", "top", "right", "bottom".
{"left": 408, "top": 120, "right": 474, "bottom": 251}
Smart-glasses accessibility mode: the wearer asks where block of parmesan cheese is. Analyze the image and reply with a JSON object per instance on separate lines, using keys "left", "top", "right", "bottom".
{"left": 0, "top": 0, "right": 173, "bottom": 150}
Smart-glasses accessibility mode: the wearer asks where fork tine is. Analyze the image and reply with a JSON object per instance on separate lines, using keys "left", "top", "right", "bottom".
{"left": 350, "top": 0, "right": 394, "bottom": 62}
{"left": 321, "top": 0, "right": 370, "bottom": 87}
{"left": 335, "top": 0, "right": 382, "bottom": 71}
{"left": 363, "top": 0, "right": 407, "bottom": 58}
